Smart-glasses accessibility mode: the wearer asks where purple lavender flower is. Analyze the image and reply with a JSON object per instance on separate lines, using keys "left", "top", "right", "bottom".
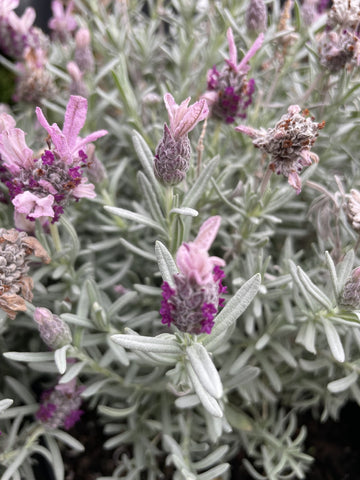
{"left": 36, "top": 377, "right": 84, "bottom": 430}
{"left": 160, "top": 216, "right": 227, "bottom": 335}
{"left": 154, "top": 93, "right": 208, "bottom": 185}
{"left": 202, "top": 28, "right": 264, "bottom": 123}
{"left": 0, "top": 0, "right": 47, "bottom": 59}
{"left": 236, "top": 105, "right": 324, "bottom": 194}
{"left": 0, "top": 95, "right": 107, "bottom": 223}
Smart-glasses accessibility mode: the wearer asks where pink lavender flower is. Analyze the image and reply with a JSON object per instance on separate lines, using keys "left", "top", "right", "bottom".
{"left": 34, "top": 307, "right": 72, "bottom": 350}
{"left": 48, "top": 0, "right": 78, "bottom": 42}
{"left": 36, "top": 377, "right": 84, "bottom": 430}
{"left": 0, "top": 0, "right": 47, "bottom": 59}
{"left": 154, "top": 93, "right": 208, "bottom": 185}
{"left": 202, "top": 28, "right": 264, "bottom": 124}
{"left": 0, "top": 95, "right": 107, "bottom": 223}
{"left": 236, "top": 105, "right": 324, "bottom": 194}
{"left": 160, "top": 216, "right": 227, "bottom": 335}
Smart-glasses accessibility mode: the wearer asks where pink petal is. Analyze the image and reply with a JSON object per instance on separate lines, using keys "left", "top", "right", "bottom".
{"left": 235, "top": 124, "right": 260, "bottom": 138}
{"left": 226, "top": 27, "right": 238, "bottom": 70}
{"left": 72, "top": 179, "right": 96, "bottom": 199}
{"left": 288, "top": 171, "right": 302, "bottom": 194}
{"left": 174, "top": 98, "right": 209, "bottom": 139}
{"left": 36, "top": 107, "right": 72, "bottom": 163}
{"left": 74, "top": 129, "right": 108, "bottom": 153}
{"left": 0, "top": 128, "right": 34, "bottom": 173}
{"left": 236, "top": 32, "right": 264, "bottom": 74}
{"left": 0, "top": 113, "right": 16, "bottom": 132}
{"left": 62, "top": 96, "right": 88, "bottom": 150}
{"left": 194, "top": 216, "right": 222, "bottom": 251}
{"left": 12, "top": 192, "right": 55, "bottom": 218}
{"left": 201, "top": 91, "right": 219, "bottom": 108}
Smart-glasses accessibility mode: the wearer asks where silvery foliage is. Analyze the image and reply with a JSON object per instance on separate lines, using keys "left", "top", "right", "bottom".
{"left": 1, "top": 0, "right": 360, "bottom": 479}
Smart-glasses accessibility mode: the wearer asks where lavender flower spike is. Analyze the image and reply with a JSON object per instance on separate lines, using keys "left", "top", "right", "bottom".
{"left": 160, "top": 216, "right": 227, "bottom": 335}
{"left": 0, "top": 96, "right": 107, "bottom": 223}
{"left": 154, "top": 94, "right": 208, "bottom": 185}
{"left": 203, "top": 28, "right": 263, "bottom": 123}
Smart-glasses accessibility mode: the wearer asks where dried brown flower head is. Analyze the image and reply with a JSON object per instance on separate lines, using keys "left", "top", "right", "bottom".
{"left": 0, "top": 228, "right": 50, "bottom": 319}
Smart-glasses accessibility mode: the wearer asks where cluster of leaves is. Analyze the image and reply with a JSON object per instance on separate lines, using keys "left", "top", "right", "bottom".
{"left": 2, "top": 1, "right": 360, "bottom": 479}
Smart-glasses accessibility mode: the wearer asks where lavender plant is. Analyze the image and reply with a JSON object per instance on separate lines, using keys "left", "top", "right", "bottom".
{"left": 1, "top": 0, "right": 360, "bottom": 479}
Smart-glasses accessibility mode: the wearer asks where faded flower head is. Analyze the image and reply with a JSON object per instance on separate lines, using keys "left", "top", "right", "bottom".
{"left": 245, "top": 0, "right": 268, "bottom": 34}
{"left": 0, "top": 228, "right": 50, "bottom": 319}
{"left": 327, "top": 0, "right": 360, "bottom": 29}
{"left": 340, "top": 266, "right": 360, "bottom": 309}
{"left": 154, "top": 93, "right": 208, "bottom": 186}
{"left": 346, "top": 188, "right": 360, "bottom": 232}
{"left": 160, "top": 216, "right": 227, "bottom": 335}
{"left": 36, "top": 377, "right": 84, "bottom": 430}
{"left": 13, "top": 47, "right": 56, "bottom": 104}
{"left": 236, "top": 105, "right": 324, "bottom": 194}
{"left": 202, "top": 28, "right": 264, "bottom": 123}
{"left": 0, "top": 95, "right": 107, "bottom": 223}
{"left": 318, "top": 29, "right": 360, "bottom": 72}
{"left": 34, "top": 307, "right": 72, "bottom": 350}
{"left": 0, "top": 0, "right": 47, "bottom": 59}
{"left": 49, "top": 0, "right": 78, "bottom": 42}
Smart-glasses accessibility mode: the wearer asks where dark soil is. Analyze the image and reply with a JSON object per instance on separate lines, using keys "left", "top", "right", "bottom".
{"left": 34, "top": 402, "right": 360, "bottom": 479}
{"left": 231, "top": 402, "right": 360, "bottom": 480}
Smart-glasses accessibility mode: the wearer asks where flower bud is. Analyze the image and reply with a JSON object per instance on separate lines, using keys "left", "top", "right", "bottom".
{"left": 34, "top": 307, "right": 72, "bottom": 350}
{"left": 245, "top": 0, "right": 267, "bottom": 34}
{"left": 154, "top": 124, "right": 191, "bottom": 186}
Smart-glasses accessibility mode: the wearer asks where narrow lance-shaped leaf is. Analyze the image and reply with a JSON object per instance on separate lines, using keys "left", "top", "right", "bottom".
{"left": 321, "top": 317, "right": 345, "bottom": 363}
{"left": 297, "top": 266, "right": 333, "bottom": 309}
{"left": 203, "top": 273, "right": 261, "bottom": 351}
{"left": 186, "top": 343, "right": 223, "bottom": 399}
{"left": 155, "top": 240, "right": 178, "bottom": 287}
{"left": 111, "top": 330, "right": 181, "bottom": 354}
{"left": 327, "top": 371, "right": 358, "bottom": 393}
{"left": 185, "top": 362, "right": 223, "bottom": 418}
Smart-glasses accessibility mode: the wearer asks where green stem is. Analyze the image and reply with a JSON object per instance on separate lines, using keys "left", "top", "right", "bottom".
{"left": 49, "top": 221, "right": 62, "bottom": 253}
